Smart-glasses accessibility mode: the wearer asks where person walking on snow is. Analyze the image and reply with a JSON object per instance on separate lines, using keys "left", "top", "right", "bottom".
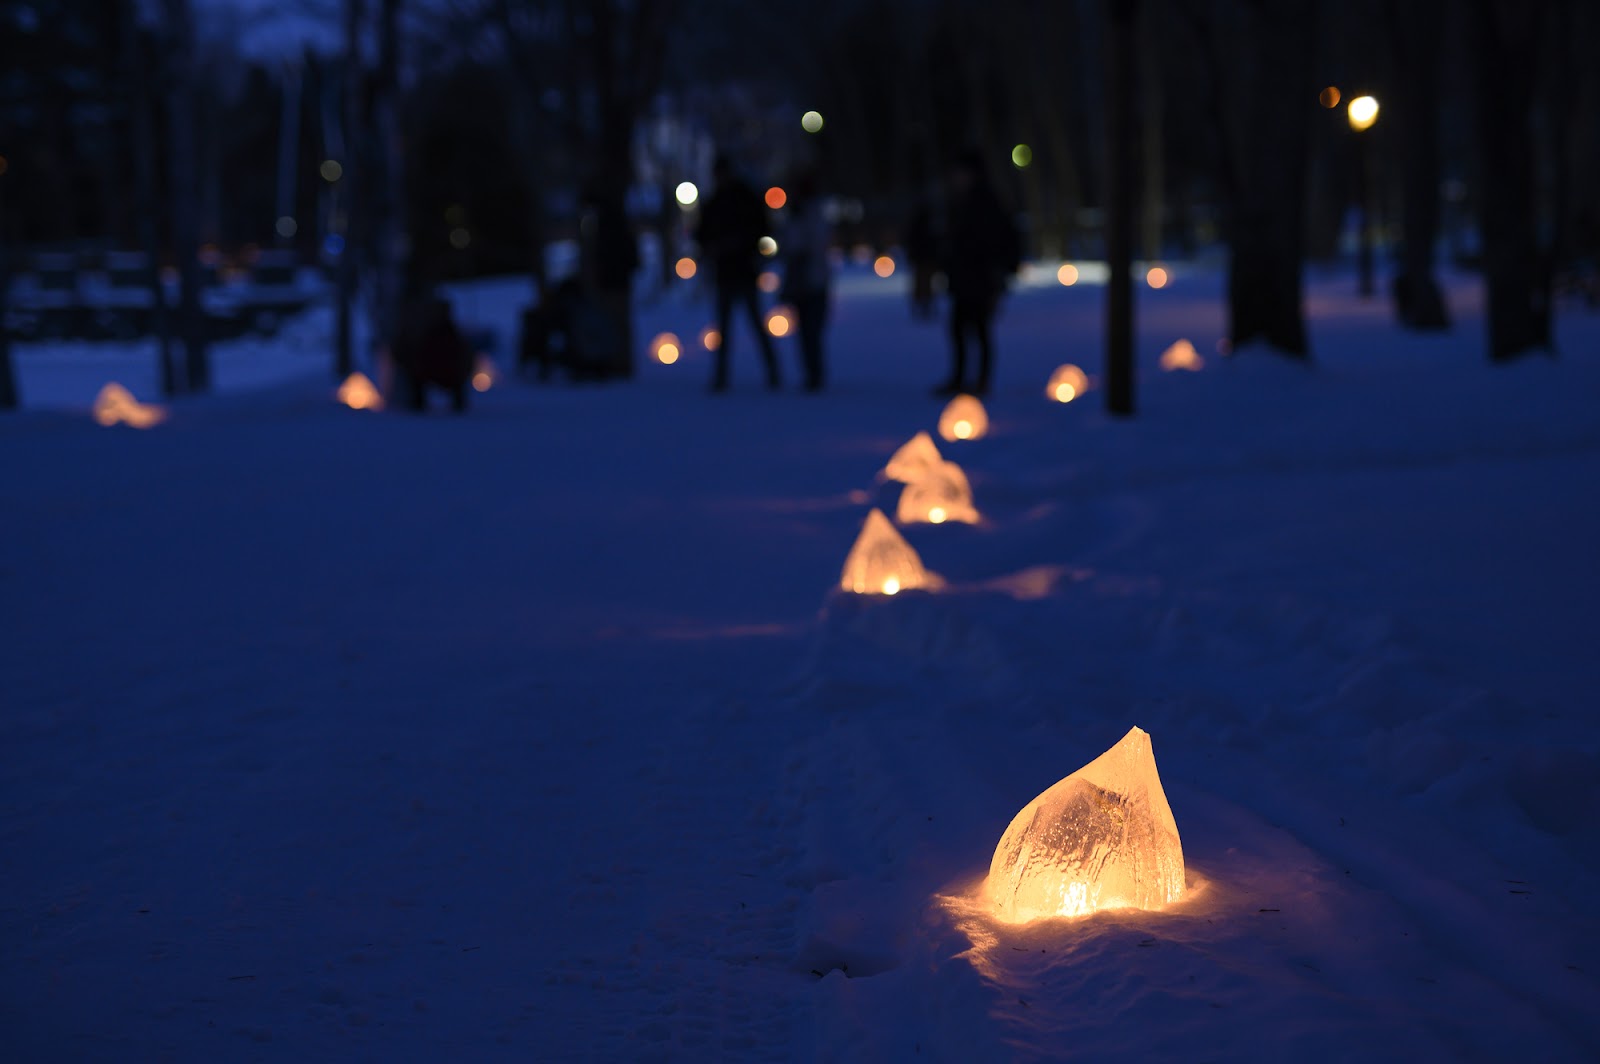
{"left": 935, "top": 148, "right": 1020, "bottom": 397}
{"left": 780, "top": 172, "right": 832, "bottom": 392}
{"left": 696, "top": 156, "right": 780, "bottom": 392}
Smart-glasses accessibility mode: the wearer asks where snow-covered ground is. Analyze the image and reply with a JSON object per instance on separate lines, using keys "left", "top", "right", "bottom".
{"left": 3, "top": 264, "right": 1598, "bottom": 1061}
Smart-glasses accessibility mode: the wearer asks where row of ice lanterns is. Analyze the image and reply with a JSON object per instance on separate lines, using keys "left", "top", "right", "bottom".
{"left": 836, "top": 391, "right": 1188, "bottom": 927}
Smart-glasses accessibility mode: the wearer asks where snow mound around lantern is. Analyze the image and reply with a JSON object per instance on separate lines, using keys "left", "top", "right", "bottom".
{"left": 986, "top": 726, "right": 1185, "bottom": 922}
{"left": 896, "top": 460, "right": 979, "bottom": 525}
{"left": 839, "top": 508, "right": 934, "bottom": 596}
{"left": 881, "top": 431, "right": 943, "bottom": 484}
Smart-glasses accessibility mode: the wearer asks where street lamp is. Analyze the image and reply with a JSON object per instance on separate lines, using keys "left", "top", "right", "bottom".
{"left": 1347, "top": 95, "right": 1379, "bottom": 297}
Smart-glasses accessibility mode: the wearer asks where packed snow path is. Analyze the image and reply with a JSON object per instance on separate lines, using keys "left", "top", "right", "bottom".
{"left": 4, "top": 269, "right": 1598, "bottom": 1060}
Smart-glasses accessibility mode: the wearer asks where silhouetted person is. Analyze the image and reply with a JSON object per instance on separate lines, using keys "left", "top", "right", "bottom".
{"left": 936, "top": 150, "right": 1020, "bottom": 396}
{"left": 905, "top": 198, "right": 939, "bottom": 320}
{"left": 392, "top": 281, "right": 472, "bottom": 413}
{"left": 581, "top": 182, "right": 639, "bottom": 379}
{"left": 780, "top": 173, "right": 832, "bottom": 392}
{"left": 697, "top": 156, "right": 779, "bottom": 392}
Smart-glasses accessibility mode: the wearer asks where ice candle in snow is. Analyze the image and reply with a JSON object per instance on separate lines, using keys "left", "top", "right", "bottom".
{"left": 897, "top": 460, "right": 978, "bottom": 525}
{"left": 883, "top": 431, "right": 943, "bottom": 484}
{"left": 986, "top": 726, "right": 1184, "bottom": 921}
{"left": 337, "top": 372, "right": 384, "bottom": 411}
{"left": 1046, "top": 364, "right": 1091, "bottom": 403}
{"left": 92, "top": 383, "right": 166, "bottom": 428}
{"left": 840, "top": 509, "right": 929, "bottom": 596}
{"left": 1160, "top": 339, "right": 1204, "bottom": 372}
{"left": 938, "top": 394, "right": 988, "bottom": 442}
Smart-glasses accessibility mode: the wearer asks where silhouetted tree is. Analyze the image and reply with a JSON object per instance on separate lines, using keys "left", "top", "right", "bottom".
{"left": 1389, "top": 0, "right": 1449, "bottom": 330}
{"left": 1104, "top": 0, "right": 1137, "bottom": 415}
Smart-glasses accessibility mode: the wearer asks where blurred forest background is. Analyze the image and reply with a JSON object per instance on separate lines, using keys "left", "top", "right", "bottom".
{"left": 2, "top": 0, "right": 1597, "bottom": 407}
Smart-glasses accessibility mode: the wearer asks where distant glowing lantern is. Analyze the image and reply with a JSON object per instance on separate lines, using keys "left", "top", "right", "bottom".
{"left": 1319, "top": 85, "right": 1341, "bottom": 109}
{"left": 337, "top": 371, "right": 384, "bottom": 411}
{"left": 765, "top": 307, "right": 793, "bottom": 337}
{"left": 986, "top": 726, "right": 1185, "bottom": 922}
{"left": 676, "top": 256, "right": 698, "bottom": 280}
{"left": 471, "top": 354, "right": 498, "bottom": 392}
{"left": 883, "top": 430, "right": 943, "bottom": 484}
{"left": 765, "top": 186, "right": 787, "bottom": 209}
{"left": 92, "top": 383, "right": 166, "bottom": 428}
{"left": 1146, "top": 266, "right": 1169, "bottom": 289}
{"left": 759, "top": 235, "right": 778, "bottom": 257}
{"left": 1347, "top": 95, "right": 1379, "bottom": 133}
{"left": 801, "top": 110, "right": 824, "bottom": 133}
{"left": 840, "top": 508, "right": 930, "bottom": 596}
{"left": 873, "top": 255, "right": 896, "bottom": 278}
{"left": 1046, "top": 363, "right": 1090, "bottom": 403}
{"left": 700, "top": 326, "right": 721, "bottom": 351}
{"left": 1057, "top": 263, "right": 1079, "bottom": 286}
{"left": 650, "top": 332, "right": 682, "bottom": 365}
{"left": 1159, "top": 339, "right": 1204, "bottom": 372}
{"left": 758, "top": 270, "right": 781, "bottom": 293}
{"left": 675, "top": 181, "right": 700, "bottom": 207}
{"left": 1011, "top": 143, "right": 1033, "bottom": 168}
{"left": 897, "top": 460, "right": 978, "bottom": 525}
{"left": 938, "top": 394, "right": 988, "bottom": 442}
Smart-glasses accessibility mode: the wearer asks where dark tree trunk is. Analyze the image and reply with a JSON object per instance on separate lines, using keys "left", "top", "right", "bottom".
{"left": 1472, "top": 0, "right": 1552, "bottom": 361}
{"left": 1104, "top": 0, "right": 1138, "bottom": 417}
{"left": 335, "top": 0, "right": 362, "bottom": 380}
{"left": 165, "top": 0, "right": 209, "bottom": 392}
{"left": 0, "top": 221, "right": 15, "bottom": 411}
{"left": 121, "top": 0, "right": 176, "bottom": 396}
{"left": 1391, "top": 0, "right": 1450, "bottom": 330}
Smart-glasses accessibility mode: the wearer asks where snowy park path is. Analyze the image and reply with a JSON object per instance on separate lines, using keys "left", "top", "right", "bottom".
{"left": 4, "top": 269, "right": 1600, "bottom": 1060}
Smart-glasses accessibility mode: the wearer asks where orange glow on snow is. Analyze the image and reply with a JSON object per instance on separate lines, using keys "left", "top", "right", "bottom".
{"left": 337, "top": 372, "right": 384, "bottom": 411}
{"left": 1047, "top": 364, "right": 1090, "bottom": 403}
{"left": 92, "top": 383, "right": 166, "bottom": 428}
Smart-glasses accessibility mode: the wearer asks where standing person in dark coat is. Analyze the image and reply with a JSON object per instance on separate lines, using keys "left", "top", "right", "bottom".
{"left": 580, "top": 181, "right": 639, "bottom": 379}
{"left": 936, "top": 149, "right": 1020, "bottom": 396}
{"left": 696, "top": 156, "right": 780, "bottom": 392}
{"left": 780, "top": 172, "right": 832, "bottom": 392}
{"left": 905, "top": 197, "right": 939, "bottom": 320}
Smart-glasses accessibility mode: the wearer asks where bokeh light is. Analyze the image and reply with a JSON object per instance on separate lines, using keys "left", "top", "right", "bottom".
{"left": 759, "top": 235, "right": 778, "bottom": 257}
{"left": 320, "top": 159, "right": 343, "bottom": 182}
{"left": 874, "top": 255, "right": 896, "bottom": 278}
{"left": 700, "top": 326, "right": 721, "bottom": 351}
{"left": 765, "top": 186, "right": 787, "bottom": 210}
{"left": 650, "top": 332, "right": 682, "bottom": 365}
{"left": 275, "top": 215, "right": 297, "bottom": 238}
{"left": 1057, "top": 263, "right": 1079, "bottom": 286}
{"left": 758, "top": 270, "right": 781, "bottom": 293}
{"left": 1347, "top": 95, "right": 1379, "bottom": 132}
{"left": 1146, "top": 266, "right": 1169, "bottom": 289}
{"left": 1012, "top": 144, "right": 1033, "bottom": 168}
{"left": 801, "top": 110, "right": 824, "bottom": 133}
{"left": 675, "top": 256, "right": 697, "bottom": 280}
{"left": 449, "top": 227, "right": 471, "bottom": 250}
{"left": 675, "top": 181, "right": 699, "bottom": 207}
{"left": 1319, "top": 86, "right": 1341, "bottom": 109}
{"left": 766, "top": 307, "right": 793, "bottom": 337}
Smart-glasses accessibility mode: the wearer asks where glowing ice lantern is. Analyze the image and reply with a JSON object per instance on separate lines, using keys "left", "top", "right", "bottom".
{"left": 1046, "top": 364, "right": 1090, "bottom": 403}
{"left": 1159, "top": 339, "right": 1204, "bottom": 372}
{"left": 337, "top": 372, "right": 384, "bottom": 411}
{"left": 883, "top": 430, "right": 943, "bottom": 484}
{"left": 897, "top": 460, "right": 978, "bottom": 525}
{"left": 472, "top": 355, "right": 498, "bottom": 392}
{"left": 938, "top": 394, "right": 988, "bottom": 442}
{"left": 93, "top": 383, "right": 166, "bottom": 428}
{"left": 650, "top": 332, "right": 682, "bottom": 365}
{"left": 986, "top": 726, "right": 1185, "bottom": 922}
{"left": 840, "top": 509, "right": 929, "bottom": 596}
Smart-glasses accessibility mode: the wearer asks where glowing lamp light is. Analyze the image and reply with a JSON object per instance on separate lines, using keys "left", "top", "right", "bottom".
{"left": 675, "top": 256, "right": 697, "bottom": 280}
{"left": 765, "top": 307, "right": 793, "bottom": 337}
{"left": 675, "top": 181, "right": 699, "bottom": 207}
{"left": 1347, "top": 95, "right": 1379, "bottom": 132}
{"left": 337, "top": 372, "right": 384, "bottom": 411}
{"left": 700, "top": 326, "right": 721, "bottom": 351}
{"left": 938, "top": 394, "right": 988, "bottom": 442}
{"left": 765, "top": 186, "right": 787, "bottom": 210}
{"left": 1046, "top": 363, "right": 1090, "bottom": 403}
{"left": 840, "top": 508, "right": 930, "bottom": 596}
{"left": 92, "top": 383, "right": 166, "bottom": 428}
{"left": 1319, "top": 85, "right": 1341, "bottom": 109}
{"left": 1146, "top": 266, "right": 1169, "bottom": 289}
{"left": 801, "top": 110, "right": 824, "bottom": 133}
{"left": 873, "top": 255, "right": 896, "bottom": 278}
{"left": 1011, "top": 143, "right": 1033, "bottom": 168}
{"left": 758, "top": 270, "right": 781, "bottom": 293}
{"left": 1057, "top": 263, "right": 1079, "bottom": 286}
{"left": 883, "top": 430, "right": 943, "bottom": 484}
{"left": 896, "top": 460, "right": 978, "bottom": 525}
{"left": 759, "top": 235, "right": 778, "bottom": 257}
{"left": 1159, "top": 338, "right": 1204, "bottom": 372}
{"left": 986, "top": 726, "right": 1185, "bottom": 922}
{"left": 471, "top": 354, "right": 498, "bottom": 392}
{"left": 650, "top": 332, "right": 682, "bottom": 365}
